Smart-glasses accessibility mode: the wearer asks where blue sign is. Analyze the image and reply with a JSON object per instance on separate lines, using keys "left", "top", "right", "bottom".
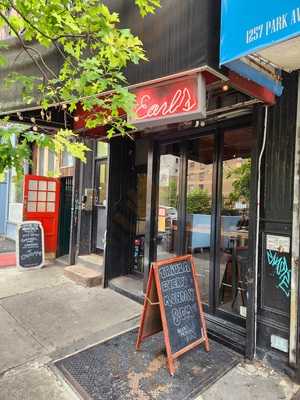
{"left": 220, "top": 0, "right": 300, "bottom": 65}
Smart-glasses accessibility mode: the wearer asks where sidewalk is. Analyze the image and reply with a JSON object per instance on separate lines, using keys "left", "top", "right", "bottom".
{"left": 0, "top": 263, "right": 141, "bottom": 399}
{"left": 0, "top": 263, "right": 298, "bottom": 399}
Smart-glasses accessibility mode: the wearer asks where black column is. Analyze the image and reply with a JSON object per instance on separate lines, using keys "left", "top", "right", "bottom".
{"left": 143, "top": 139, "right": 159, "bottom": 292}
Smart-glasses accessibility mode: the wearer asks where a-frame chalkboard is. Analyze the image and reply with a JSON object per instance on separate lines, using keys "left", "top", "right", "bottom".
{"left": 136, "top": 255, "right": 209, "bottom": 375}
{"left": 17, "top": 221, "right": 45, "bottom": 270}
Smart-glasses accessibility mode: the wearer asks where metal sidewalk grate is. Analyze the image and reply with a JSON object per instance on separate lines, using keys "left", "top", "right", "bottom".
{"left": 55, "top": 328, "right": 241, "bottom": 400}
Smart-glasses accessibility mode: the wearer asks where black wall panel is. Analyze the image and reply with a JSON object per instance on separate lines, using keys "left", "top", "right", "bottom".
{"left": 108, "top": 0, "right": 220, "bottom": 84}
{"left": 104, "top": 137, "right": 137, "bottom": 285}
{"left": 257, "top": 72, "right": 298, "bottom": 355}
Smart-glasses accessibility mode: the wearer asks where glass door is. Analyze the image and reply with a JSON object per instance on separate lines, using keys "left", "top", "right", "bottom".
{"left": 184, "top": 136, "right": 215, "bottom": 305}
{"left": 156, "top": 143, "right": 181, "bottom": 261}
{"left": 217, "top": 127, "right": 254, "bottom": 320}
{"left": 92, "top": 142, "right": 108, "bottom": 253}
{"left": 153, "top": 125, "right": 254, "bottom": 325}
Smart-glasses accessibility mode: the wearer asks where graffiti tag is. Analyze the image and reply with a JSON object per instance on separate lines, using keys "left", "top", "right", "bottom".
{"left": 266, "top": 250, "right": 291, "bottom": 298}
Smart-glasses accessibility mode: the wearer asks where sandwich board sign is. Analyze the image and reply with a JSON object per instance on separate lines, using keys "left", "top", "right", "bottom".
{"left": 136, "top": 255, "right": 209, "bottom": 375}
{"left": 17, "top": 221, "right": 45, "bottom": 269}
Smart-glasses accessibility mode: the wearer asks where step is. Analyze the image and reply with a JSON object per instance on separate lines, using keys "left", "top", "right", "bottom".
{"left": 76, "top": 254, "right": 104, "bottom": 273}
{"left": 64, "top": 265, "right": 103, "bottom": 287}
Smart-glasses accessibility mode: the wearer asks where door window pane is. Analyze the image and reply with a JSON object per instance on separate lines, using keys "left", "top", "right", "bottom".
{"left": 96, "top": 161, "right": 107, "bottom": 206}
{"left": 157, "top": 144, "right": 180, "bottom": 260}
{"left": 185, "top": 136, "right": 214, "bottom": 304}
{"left": 38, "top": 147, "right": 45, "bottom": 176}
{"left": 218, "top": 127, "right": 254, "bottom": 317}
{"left": 97, "top": 141, "right": 108, "bottom": 158}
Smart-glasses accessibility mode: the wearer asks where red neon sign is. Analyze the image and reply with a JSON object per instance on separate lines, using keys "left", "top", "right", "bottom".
{"left": 131, "top": 75, "right": 206, "bottom": 128}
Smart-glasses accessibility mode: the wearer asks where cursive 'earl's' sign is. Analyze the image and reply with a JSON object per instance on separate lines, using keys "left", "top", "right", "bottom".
{"left": 130, "top": 74, "right": 206, "bottom": 129}
{"left": 136, "top": 255, "right": 209, "bottom": 375}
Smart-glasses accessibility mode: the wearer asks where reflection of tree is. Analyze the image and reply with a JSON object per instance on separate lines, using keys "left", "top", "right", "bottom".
{"left": 169, "top": 179, "right": 177, "bottom": 208}
{"left": 159, "top": 178, "right": 178, "bottom": 207}
{"left": 187, "top": 188, "right": 211, "bottom": 214}
{"left": 227, "top": 159, "right": 251, "bottom": 205}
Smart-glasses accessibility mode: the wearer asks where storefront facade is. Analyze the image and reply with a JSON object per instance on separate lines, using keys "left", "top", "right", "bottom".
{"left": 69, "top": 0, "right": 300, "bottom": 378}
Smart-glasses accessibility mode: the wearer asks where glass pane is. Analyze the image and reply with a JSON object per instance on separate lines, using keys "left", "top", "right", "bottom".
{"left": 185, "top": 136, "right": 214, "bottom": 304}
{"left": 218, "top": 127, "right": 254, "bottom": 318}
{"left": 38, "top": 191, "right": 47, "bottom": 201}
{"left": 27, "top": 202, "right": 37, "bottom": 212}
{"left": 28, "top": 180, "right": 38, "bottom": 191}
{"left": 38, "top": 147, "right": 45, "bottom": 176}
{"left": 97, "top": 141, "right": 108, "bottom": 158}
{"left": 48, "top": 181, "right": 56, "bottom": 191}
{"left": 48, "top": 150, "right": 55, "bottom": 173}
{"left": 37, "top": 202, "right": 46, "bottom": 212}
{"left": 157, "top": 144, "right": 180, "bottom": 261}
{"left": 28, "top": 191, "right": 37, "bottom": 201}
{"left": 47, "top": 202, "right": 55, "bottom": 212}
{"left": 61, "top": 150, "right": 74, "bottom": 167}
{"left": 97, "top": 161, "right": 107, "bottom": 206}
{"left": 47, "top": 192, "right": 55, "bottom": 202}
{"left": 38, "top": 181, "right": 47, "bottom": 191}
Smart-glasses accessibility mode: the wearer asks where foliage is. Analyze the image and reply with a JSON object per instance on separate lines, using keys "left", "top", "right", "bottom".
{"left": 0, "top": 120, "right": 87, "bottom": 180}
{"left": 0, "top": 0, "right": 160, "bottom": 177}
{"left": 227, "top": 159, "right": 251, "bottom": 205}
{"left": 168, "top": 179, "right": 178, "bottom": 208}
{"left": 186, "top": 188, "right": 211, "bottom": 215}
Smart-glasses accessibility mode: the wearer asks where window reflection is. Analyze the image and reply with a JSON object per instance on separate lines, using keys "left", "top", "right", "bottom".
{"left": 157, "top": 145, "right": 180, "bottom": 260}
{"left": 218, "top": 128, "right": 253, "bottom": 317}
{"left": 185, "top": 136, "right": 214, "bottom": 304}
{"left": 96, "top": 161, "right": 107, "bottom": 206}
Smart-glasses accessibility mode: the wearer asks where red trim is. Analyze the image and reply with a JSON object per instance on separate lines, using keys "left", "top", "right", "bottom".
{"left": 0, "top": 252, "right": 16, "bottom": 268}
{"left": 229, "top": 71, "right": 276, "bottom": 105}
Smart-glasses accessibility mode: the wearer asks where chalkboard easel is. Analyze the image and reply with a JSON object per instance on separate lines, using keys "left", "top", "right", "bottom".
{"left": 17, "top": 221, "right": 45, "bottom": 270}
{"left": 136, "top": 255, "right": 209, "bottom": 375}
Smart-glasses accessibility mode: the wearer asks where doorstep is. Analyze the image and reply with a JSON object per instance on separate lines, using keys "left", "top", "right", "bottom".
{"left": 109, "top": 274, "right": 144, "bottom": 304}
{"left": 64, "top": 265, "right": 102, "bottom": 287}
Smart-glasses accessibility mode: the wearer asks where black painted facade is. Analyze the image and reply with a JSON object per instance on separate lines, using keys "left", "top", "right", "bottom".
{"left": 72, "top": 1, "right": 300, "bottom": 379}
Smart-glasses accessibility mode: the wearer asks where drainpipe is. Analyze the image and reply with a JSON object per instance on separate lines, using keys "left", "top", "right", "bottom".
{"left": 290, "top": 71, "right": 300, "bottom": 370}
{"left": 254, "top": 105, "right": 268, "bottom": 356}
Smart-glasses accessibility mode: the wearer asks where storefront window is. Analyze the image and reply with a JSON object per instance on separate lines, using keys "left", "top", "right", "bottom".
{"left": 157, "top": 144, "right": 180, "bottom": 260}
{"left": 48, "top": 150, "right": 55, "bottom": 173}
{"left": 8, "top": 170, "right": 24, "bottom": 223}
{"left": 38, "top": 147, "right": 45, "bottom": 176}
{"left": 97, "top": 141, "right": 108, "bottom": 158}
{"left": 218, "top": 128, "right": 254, "bottom": 318}
{"left": 185, "top": 136, "right": 214, "bottom": 304}
{"left": 61, "top": 150, "right": 74, "bottom": 167}
{"left": 96, "top": 160, "right": 107, "bottom": 206}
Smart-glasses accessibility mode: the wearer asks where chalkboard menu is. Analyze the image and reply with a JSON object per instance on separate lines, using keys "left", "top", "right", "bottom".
{"left": 17, "top": 222, "right": 44, "bottom": 269}
{"left": 136, "top": 255, "right": 209, "bottom": 375}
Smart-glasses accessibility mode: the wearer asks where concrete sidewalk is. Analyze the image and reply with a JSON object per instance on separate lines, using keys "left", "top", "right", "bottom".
{"left": 0, "top": 264, "right": 298, "bottom": 399}
{"left": 199, "top": 361, "right": 299, "bottom": 400}
{"left": 0, "top": 264, "right": 141, "bottom": 399}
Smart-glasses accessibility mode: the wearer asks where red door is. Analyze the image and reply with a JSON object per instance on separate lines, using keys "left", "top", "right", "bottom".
{"left": 23, "top": 175, "right": 60, "bottom": 255}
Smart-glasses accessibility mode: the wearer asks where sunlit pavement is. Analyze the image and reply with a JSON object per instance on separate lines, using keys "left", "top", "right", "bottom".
{"left": 0, "top": 263, "right": 141, "bottom": 399}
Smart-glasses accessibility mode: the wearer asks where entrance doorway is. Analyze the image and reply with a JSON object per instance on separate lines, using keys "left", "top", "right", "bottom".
{"left": 154, "top": 126, "right": 254, "bottom": 325}
{"left": 57, "top": 176, "right": 73, "bottom": 257}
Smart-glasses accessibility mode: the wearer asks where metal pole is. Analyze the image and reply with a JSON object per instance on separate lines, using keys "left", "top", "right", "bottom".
{"left": 289, "top": 72, "right": 300, "bottom": 368}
